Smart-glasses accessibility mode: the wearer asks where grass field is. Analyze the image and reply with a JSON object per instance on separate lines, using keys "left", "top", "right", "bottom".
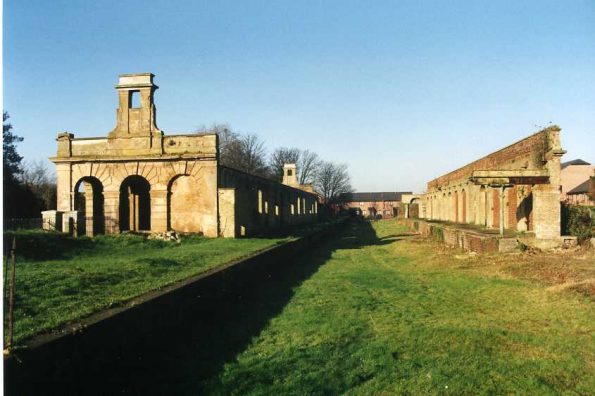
{"left": 3, "top": 230, "right": 288, "bottom": 345}
{"left": 194, "top": 220, "right": 595, "bottom": 395}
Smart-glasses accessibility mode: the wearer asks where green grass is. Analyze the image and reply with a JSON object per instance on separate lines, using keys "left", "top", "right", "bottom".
{"left": 199, "top": 220, "right": 594, "bottom": 395}
{"left": 3, "top": 230, "right": 287, "bottom": 345}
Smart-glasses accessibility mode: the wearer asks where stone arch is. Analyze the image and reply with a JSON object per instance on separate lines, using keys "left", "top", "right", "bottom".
{"left": 167, "top": 174, "right": 201, "bottom": 233}
{"left": 409, "top": 197, "right": 420, "bottom": 218}
{"left": 119, "top": 175, "right": 151, "bottom": 232}
{"left": 74, "top": 176, "right": 105, "bottom": 236}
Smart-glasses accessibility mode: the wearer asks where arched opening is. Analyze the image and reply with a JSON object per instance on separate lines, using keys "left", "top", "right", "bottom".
{"left": 74, "top": 177, "right": 104, "bottom": 236}
{"left": 368, "top": 207, "right": 377, "bottom": 219}
{"left": 409, "top": 198, "right": 420, "bottom": 218}
{"left": 119, "top": 175, "right": 151, "bottom": 232}
{"left": 168, "top": 174, "right": 201, "bottom": 233}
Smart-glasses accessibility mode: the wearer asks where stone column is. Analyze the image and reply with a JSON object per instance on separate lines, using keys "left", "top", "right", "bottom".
{"left": 150, "top": 189, "right": 168, "bottom": 232}
{"left": 486, "top": 187, "right": 494, "bottom": 228}
{"left": 218, "top": 188, "right": 236, "bottom": 237}
{"left": 533, "top": 184, "right": 561, "bottom": 239}
{"left": 55, "top": 163, "right": 72, "bottom": 211}
{"left": 103, "top": 190, "right": 120, "bottom": 234}
{"left": 499, "top": 186, "right": 505, "bottom": 236}
{"left": 84, "top": 185, "right": 95, "bottom": 237}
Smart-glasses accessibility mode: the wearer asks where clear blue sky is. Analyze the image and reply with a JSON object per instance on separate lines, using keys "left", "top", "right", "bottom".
{"left": 4, "top": 0, "right": 595, "bottom": 192}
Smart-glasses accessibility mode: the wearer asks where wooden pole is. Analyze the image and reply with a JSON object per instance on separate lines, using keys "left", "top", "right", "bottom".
{"left": 6, "top": 237, "right": 17, "bottom": 353}
{"left": 3, "top": 254, "right": 9, "bottom": 303}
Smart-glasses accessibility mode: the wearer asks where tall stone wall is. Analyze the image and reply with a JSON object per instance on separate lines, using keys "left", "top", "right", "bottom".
{"left": 218, "top": 166, "right": 318, "bottom": 237}
{"left": 422, "top": 126, "right": 565, "bottom": 239}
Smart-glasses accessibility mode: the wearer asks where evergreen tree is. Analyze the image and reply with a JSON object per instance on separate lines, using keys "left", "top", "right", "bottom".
{"left": 3, "top": 112, "right": 24, "bottom": 183}
{"left": 3, "top": 112, "right": 41, "bottom": 219}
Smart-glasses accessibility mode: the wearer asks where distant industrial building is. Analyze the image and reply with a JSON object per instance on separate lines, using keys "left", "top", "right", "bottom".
{"left": 340, "top": 192, "right": 411, "bottom": 218}
{"left": 560, "top": 159, "right": 594, "bottom": 205}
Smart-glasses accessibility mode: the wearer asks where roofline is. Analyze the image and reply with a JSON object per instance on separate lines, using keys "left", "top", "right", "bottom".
{"left": 219, "top": 165, "right": 318, "bottom": 197}
{"left": 427, "top": 125, "right": 560, "bottom": 186}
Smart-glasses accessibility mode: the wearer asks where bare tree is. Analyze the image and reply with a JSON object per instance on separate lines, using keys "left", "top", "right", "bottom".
{"left": 269, "top": 148, "right": 321, "bottom": 184}
{"left": 197, "top": 124, "right": 270, "bottom": 177}
{"left": 196, "top": 124, "right": 270, "bottom": 178}
{"left": 269, "top": 147, "right": 301, "bottom": 181}
{"left": 297, "top": 150, "right": 320, "bottom": 185}
{"left": 314, "top": 161, "right": 353, "bottom": 205}
{"left": 231, "top": 134, "right": 270, "bottom": 177}
{"left": 19, "top": 160, "right": 57, "bottom": 211}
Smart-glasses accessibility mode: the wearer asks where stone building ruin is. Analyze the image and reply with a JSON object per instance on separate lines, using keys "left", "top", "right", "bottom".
{"left": 417, "top": 126, "right": 566, "bottom": 240}
{"left": 43, "top": 73, "right": 318, "bottom": 237}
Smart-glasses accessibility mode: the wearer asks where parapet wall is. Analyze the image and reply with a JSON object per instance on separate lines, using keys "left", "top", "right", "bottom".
{"left": 57, "top": 133, "right": 218, "bottom": 159}
{"left": 428, "top": 127, "right": 559, "bottom": 189}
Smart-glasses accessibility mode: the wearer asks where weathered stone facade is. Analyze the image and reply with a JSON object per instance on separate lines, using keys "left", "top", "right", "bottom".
{"left": 420, "top": 127, "right": 566, "bottom": 240}
{"left": 46, "top": 74, "right": 318, "bottom": 237}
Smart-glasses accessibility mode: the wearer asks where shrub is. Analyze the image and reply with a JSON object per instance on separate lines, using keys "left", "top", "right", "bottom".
{"left": 563, "top": 205, "right": 593, "bottom": 244}
{"left": 430, "top": 226, "right": 444, "bottom": 241}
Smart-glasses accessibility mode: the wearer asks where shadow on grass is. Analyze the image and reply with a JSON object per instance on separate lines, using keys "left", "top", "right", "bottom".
{"left": 3, "top": 231, "right": 172, "bottom": 261}
{"left": 3, "top": 231, "right": 96, "bottom": 260}
{"left": 7, "top": 220, "right": 386, "bottom": 395}
{"left": 116, "top": 220, "right": 386, "bottom": 394}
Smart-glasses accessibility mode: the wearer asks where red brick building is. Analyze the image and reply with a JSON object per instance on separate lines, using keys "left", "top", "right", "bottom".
{"left": 341, "top": 192, "right": 411, "bottom": 219}
{"left": 560, "top": 159, "right": 594, "bottom": 204}
{"left": 566, "top": 178, "right": 595, "bottom": 206}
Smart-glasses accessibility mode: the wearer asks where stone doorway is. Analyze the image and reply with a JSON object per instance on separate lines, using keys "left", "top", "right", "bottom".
{"left": 119, "top": 176, "right": 151, "bottom": 232}
{"left": 74, "top": 177, "right": 105, "bottom": 236}
{"left": 409, "top": 199, "right": 420, "bottom": 218}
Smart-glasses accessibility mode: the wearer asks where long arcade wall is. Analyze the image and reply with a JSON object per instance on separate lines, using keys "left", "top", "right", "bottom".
{"left": 421, "top": 126, "right": 565, "bottom": 239}
{"left": 218, "top": 166, "right": 318, "bottom": 237}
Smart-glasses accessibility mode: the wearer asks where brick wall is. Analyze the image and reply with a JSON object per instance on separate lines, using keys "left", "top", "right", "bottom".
{"left": 422, "top": 126, "right": 564, "bottom": 239}
{"left": 427, "top": 128, "right": 554, "bottom": 189}
{"left": 344, "top": 201, "right": 399, "bottom": 218}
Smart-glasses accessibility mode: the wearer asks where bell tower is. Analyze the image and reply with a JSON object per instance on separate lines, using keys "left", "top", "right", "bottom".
{"left": 109, "top": 73, "right": 162, "bottom": 143}
{"left": 282, "top": 163, "right": 298, "bottom": 187}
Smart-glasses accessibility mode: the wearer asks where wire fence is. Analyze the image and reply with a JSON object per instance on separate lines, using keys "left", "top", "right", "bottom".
{"left": 4, "top": 218, "right": 43, "bottom": 230}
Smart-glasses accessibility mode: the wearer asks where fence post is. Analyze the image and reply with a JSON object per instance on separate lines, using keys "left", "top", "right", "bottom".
{"left": 5, "top": 237, "right": 16, "bottom": 354}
